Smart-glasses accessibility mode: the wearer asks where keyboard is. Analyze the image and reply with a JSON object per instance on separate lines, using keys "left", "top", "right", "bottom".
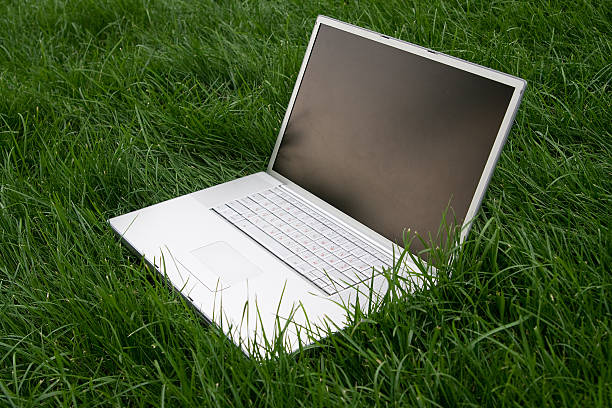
{"left": 212, "top": 186, "right": 393, "bottom": 295}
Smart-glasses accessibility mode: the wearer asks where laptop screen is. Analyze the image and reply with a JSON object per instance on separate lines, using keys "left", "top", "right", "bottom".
{"left": 272, "top": 24, "right": 515, "bottom": 253}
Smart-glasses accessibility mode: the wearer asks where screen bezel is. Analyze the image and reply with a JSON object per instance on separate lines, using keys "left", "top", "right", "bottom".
{"left": 266, "top": 15, "right": 526, "bottom": 255}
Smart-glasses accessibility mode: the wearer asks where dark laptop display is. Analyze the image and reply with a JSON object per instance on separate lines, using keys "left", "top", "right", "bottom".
{"left": 273, "top": 25, "right": 514, "bottom": 252}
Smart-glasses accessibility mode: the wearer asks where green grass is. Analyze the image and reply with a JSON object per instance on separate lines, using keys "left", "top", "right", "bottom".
{"left": 0, "top": 0, "right": 610, "bottom": 405}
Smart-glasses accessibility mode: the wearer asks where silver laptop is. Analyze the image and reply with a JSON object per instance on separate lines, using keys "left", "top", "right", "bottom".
{"left": 109, "top": 16, "right": 526, "bottom": 356}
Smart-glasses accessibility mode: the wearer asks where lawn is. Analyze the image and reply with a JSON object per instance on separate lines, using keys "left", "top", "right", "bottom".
{"left": 0, "top": 0, "right": 610, "bottom": 406}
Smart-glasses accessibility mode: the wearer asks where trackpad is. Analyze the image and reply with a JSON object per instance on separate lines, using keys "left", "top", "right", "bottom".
{"left": 190, "top": 241, "right": 262, "bottom": 287}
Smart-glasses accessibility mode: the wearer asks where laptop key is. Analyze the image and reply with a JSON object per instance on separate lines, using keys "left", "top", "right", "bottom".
{"left": 334, "top": 260, "right": 351, "bottom": 272}
{"left": 282, "top": 238, "right": 299, "bottom": 250}
{"left": 240, "top": 223, "right": 293, "bottom": 259}
{"left": 299, "top": 251, "right": 317, "bottom": 261}
{"left": 228, "top": 201, "right": 249, "bottom": 214}
{"left": 305, "top": 241, "right": 320, "bottom": 253}
{"left": 297, "top": 236, "right": 312, "bottom": 247}
{"left": 335, "top": 249, "right": 351, "bottom": 259}
{"left": 345, "top": 256, "right": 370, "bottom": 272}
{"left": 340, "top": 241, "right": 357, "bottom": 251}
{"left": 319, "top": 226, "right": 333, "bottom": 235}
{"left": 252, "top": 217, "right": 268, "bottom": 227}
{"left": 260, "top": 200, "right": 274, "bottom": 208}
{"left": 228, "top": 214, "right": 244, "bottom": 222}
{"left": 304, "top": 217, "right": 319, "bottom": 226}
{"left": 330, "top": 235, "right": 348, "bottom": 245}
{"left": 362, "top": 254, "right": 387, "bottom": 269}
{"left": 234, "top": 219, "right": 251, "bottom": 230}
{"left": 325, "top": 231, "right": 339, "bottom": 240}
{"left": 269, "top": 228, "right": 282, "bottom": 237}
{"left": 303, "top": 207, "right": 317, "bottom": 215}
{"left": 261, "top": 224, "right": 280, "bottom": 236}
{"left": 239, "top": 198, "right": 254, "bottom": 208}
{"left": 256, "top": 211, "right": 272, "bottom": 221}
{"left": 213, "top": 204, "right": 230, "bottom": 213}
{"left": 295, "top": 212, "right": 310, "bottom": 221}
{"left": 218, "top": 208, "right": 237, "bottom": 218}
{"left": 294, "top": 262, "right": 315, "bottom": 275}
{"left": 288, "top": 230, "right": 303, "bottom": 240}
{"left": 292, "top": 244, "right": 308, "bottom": 255}
{"left": 280, "top": 225, "right": 295, "bottom": 234}
{"left": 271, "top": 218, "right": 285, "bottom": 228}
{"left": 307, "top": 257, "right": 328, "bottom": 270}
{"left": 298, "top": 225, "right": 314, "bottom": 235}
{"left": 324, "top": 242, "right": 341, "bottom": 253}
{"left": 360, "top": 268, "right": 376, "bottom": 281}
{"left": 307, "top": 269, "right": 324, "bottom": 280}
{"left": 316, "top": 237, "right": 331, "bottom": 247}
{"left": 284, "top": 215, "right": 298, "bottom": 224}
{"left": 289, "top": 220, "right": 305, "bottom": 229}
{"left": 353, "top": 239, "right": 370, "bottom": 249}
{"left": 325, "top": 255, "right": 341, "bottom": 266}
{"left": 361, "top": 254, "right": 379, "bottom": 265}
{"left": 350, "top": 247, "right": 367, "bottom": 258}
{"left": 274, "top": 234, "right": 291, "bottom": 244}
{"left": 288, "top": 207, "right": 302, "bottom": 216}
{"left": 364, "top": 246, "right": 381, "bottom": 255}
{"left": 244, "top": 212, "right": 259, "bottom": 221}
{"left": 254, "top": 206, "right": 268, "bottom": 215}
{"left": 306, "top": 231, "right": 323, "bottom": 241}
{"left": 314, "top": 248, "right": 328, "bottom": 259}
{"left": 342, "top": 268, "right": 358, "bottom": 282}
{"left": 270, "top": 206, "right": 285, "bottom": 215}
{"left": 277, "top": 212, "right": 293, "bottom": 222}
{"left": 286, "top": 256, "right": 303, "bottom": 267}
{"left": 346, "top": 268, "right": 368, "bottom": 282}
{"left": 310, "top": 222, "right": 325, "bottom": 231}
{"left": 321, "top": 269, "right": 351, "bottom": 289}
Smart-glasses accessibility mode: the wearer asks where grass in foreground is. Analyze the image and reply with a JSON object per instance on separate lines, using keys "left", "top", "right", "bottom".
{"left": 0, "top": 0, "right": 610, "bottom": 406}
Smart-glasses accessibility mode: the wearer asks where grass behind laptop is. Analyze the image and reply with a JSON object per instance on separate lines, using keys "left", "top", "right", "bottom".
{"left": 1, "top": 0, "right": 610, "bottom": 406}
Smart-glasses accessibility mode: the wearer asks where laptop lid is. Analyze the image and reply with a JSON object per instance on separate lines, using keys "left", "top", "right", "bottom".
{"left": 267, "top": 16, "right": 526, "bottom": 256}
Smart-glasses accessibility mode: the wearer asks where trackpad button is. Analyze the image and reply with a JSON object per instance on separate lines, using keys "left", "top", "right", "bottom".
{"left": 190, "top": 241, "right": 262, "bottom": 287}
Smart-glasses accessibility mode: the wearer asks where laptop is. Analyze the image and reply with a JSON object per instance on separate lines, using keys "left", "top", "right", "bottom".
{"left": 109, "top": 16, "right": 526, "bottom": 357}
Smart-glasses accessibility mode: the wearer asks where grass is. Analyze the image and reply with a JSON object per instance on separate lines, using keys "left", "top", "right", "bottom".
{"left": 0, "top": 0, "right": 610, "bottom": 406}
